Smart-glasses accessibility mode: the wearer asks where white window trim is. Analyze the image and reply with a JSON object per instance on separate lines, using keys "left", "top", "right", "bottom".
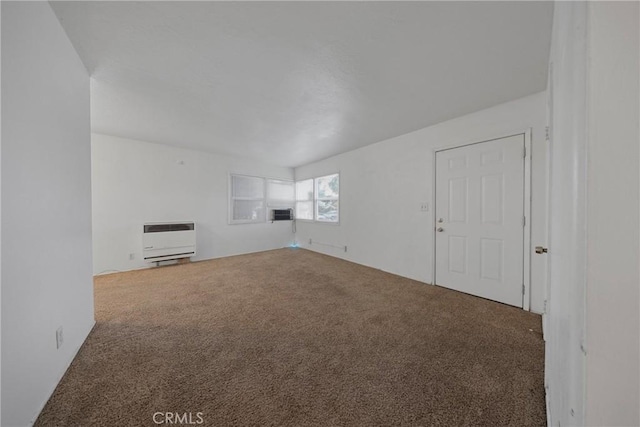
{"left": 295, "top": 178, "right": 315, "bottom": 222}
{"left": 295, "top": 173, "right": 340, "bottom": 225}
{"left": 266, "top": 178, "right": 295, "bottom": 209}
{"left": 315, "top": 173, "right": 340, "bottom": 224}
{"left": 228, "top": 173, "right": 266, "bottom": 225}
{"left": 229, "top": 174, "right": 296, "bottom": 225}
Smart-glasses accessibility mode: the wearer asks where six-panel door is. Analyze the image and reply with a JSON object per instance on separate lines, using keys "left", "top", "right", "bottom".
{"left": 435, "top": 134, "right": 525, "bottom": 307}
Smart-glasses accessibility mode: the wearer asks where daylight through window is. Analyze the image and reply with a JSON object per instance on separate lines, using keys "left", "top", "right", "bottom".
{"left": 230, "top": 174, "right": 265, "bottom": 224}
{"left": 315, "top": 174, "right": 339, "bottom": 222}
{"left": 295, "top": 174, "right": 339, "bottom": 223}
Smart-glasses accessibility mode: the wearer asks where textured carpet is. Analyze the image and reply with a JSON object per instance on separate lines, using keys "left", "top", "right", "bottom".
{"left": 36, "top": 248, "right": 545, "bottom": 426}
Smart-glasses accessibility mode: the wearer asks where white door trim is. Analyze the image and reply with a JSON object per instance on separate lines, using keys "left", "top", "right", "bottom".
{"left": 430, "top": 128, "right": 533, "bottom": 311}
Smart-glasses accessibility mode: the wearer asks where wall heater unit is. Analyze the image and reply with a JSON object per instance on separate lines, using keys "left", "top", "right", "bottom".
{"left": 143, "top": 222, "right": 196, "bottom": 262}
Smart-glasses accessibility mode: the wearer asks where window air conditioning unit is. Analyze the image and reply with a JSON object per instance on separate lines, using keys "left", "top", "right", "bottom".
{"left": 143, "top": 222, "right": 196, "bottom": 262}
{"left": 271, "top": 208, "right": 293, "bottom": 221}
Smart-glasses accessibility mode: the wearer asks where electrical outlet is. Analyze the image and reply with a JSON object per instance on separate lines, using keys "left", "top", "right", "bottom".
{"left": 309, "top": 238, "right": 312, "bottom": 244}
{"left": 129, "top": 253, "right": 135, "bottom": 260}
{"left": 56, "top": 326, "right": 64, "bottom": 349}
{"left": 420, "top": 202, "right": 429, "bottom": 212}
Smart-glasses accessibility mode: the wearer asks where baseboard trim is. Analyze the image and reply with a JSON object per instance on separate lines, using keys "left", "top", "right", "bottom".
{"left": 28, "top": 320, "right": 97, "bottom": 426}
{"left": 93, "top": 244, "right": 297, "bottom": 277}
{"left": 298, "top": 245, "right": 430, "bottom": 285}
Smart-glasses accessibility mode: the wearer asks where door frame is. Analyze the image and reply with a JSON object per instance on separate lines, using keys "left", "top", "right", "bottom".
{"left": 431, "top": 128, "right": 533, "bottom": 311}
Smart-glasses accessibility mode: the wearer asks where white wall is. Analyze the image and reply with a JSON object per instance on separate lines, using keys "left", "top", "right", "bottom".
{"left": 295, "top": 92, "right": 548, "bottom": 314}
{"left": 585, "top": 2, "right": 639, "bottom": 425}
{"left": 544, "top": 3, "right": 589, "bottom": 425}
{"left": 0, "top": 2, "right": 3, "bottom": 423}
{"left": 91, "top": 133, "right": 294, "bottom": 275}
{"left": 1, "top": 3, "right": 95, "bottom": 426}
{"left": 545, "top": 2, "right": 640, "bottom": 426}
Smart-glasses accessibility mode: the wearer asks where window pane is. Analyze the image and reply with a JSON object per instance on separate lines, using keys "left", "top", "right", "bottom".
{"left": 267, "top": 180, "right": 294, "bottom": 206}
{"left": 232, "top": 175, "right": 264, "bottom": 199}
{"left": 233, "top": 200, "right": 264, "bottom": 221}
{"left": 295, "top": 179, "right": 313, "bottom": 201}
{"left": 295, "top": 201, "right": 314, "bottom": 220}
{"left": 316, "top": 200, "right": 339, "bottom": 222}
{"left": 316, "top": 174, "right": 339, "bottom": 199}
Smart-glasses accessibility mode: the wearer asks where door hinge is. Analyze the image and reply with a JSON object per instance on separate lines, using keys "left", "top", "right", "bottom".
{"left": 522, "top": 216, "right": 526, "bottom": 227}
{"left": 522, "top": 284, "right": 525, "bottom": 295}
{"left": 545, "top": 126, "right": 550, "bottom": 141}
{"left": 523, "top": 146, "right": 527, "bottom": 158}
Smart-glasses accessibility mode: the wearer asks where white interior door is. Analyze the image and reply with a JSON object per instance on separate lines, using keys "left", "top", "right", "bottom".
{"left": 435, "top": 134, "right": 525, "bottom": 307}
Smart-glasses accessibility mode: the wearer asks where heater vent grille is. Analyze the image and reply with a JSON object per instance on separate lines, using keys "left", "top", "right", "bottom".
{"left": 143, "top": 222, "right": 196, "bottom": 262}
{"left": 144, "top": 223, "right": 194, "bottom": 233}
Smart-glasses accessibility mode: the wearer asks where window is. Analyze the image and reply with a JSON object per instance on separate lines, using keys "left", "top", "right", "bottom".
{"left": 295, "top": 173, "right": 340, "bottom": 223}
{"left": 315, "top": 174, "right": 339, "bottom": 222}
{"left": 229, "top": 174, "right": 265, "bottom": 224}
{"left": 295, "top": 179, "right": 314, "bottom": 220}
{"left": 267, "top": 179, "right": 295, "bottom": 220}
{"left": 267, "top": 179, "right": 295, "bottom": 209}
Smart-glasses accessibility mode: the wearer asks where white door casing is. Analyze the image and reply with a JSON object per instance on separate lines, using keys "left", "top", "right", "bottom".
{"left": 435, "top": 134, "right": 526, "bottom": 307}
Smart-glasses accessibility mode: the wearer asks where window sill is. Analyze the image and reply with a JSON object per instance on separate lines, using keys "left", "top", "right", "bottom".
{"left": 296, "top": 219, "right": 340, "bottom": 226}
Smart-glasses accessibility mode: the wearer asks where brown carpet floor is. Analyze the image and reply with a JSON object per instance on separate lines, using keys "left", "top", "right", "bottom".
{"left": 36, "top": 248, "right": 545, "bottom": 426}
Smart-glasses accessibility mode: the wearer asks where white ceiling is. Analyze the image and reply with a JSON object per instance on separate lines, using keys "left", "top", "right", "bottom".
{"left": 51, "top": 1, "right": 553, "bottom": 168}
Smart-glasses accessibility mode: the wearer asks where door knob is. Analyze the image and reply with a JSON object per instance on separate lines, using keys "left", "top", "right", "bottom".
{"left": 437, "top": 227, "right": 444, "bottom": 232}
{"left": 535, "top": 246, "right": 548, "bottom": 254}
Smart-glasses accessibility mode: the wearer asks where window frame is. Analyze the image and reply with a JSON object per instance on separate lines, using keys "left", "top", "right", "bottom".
{"left": 295, "top": 178, "right": 315, "bottom": 222}
{"left": 314, "top": 173, "right": 340, "bottom": 224}
{"left": 266, "top": 178, "right": 295, "bottom": 220}
{"left": 228, "top": 173, "right": 267, "bottom": 225}
{"left": 295, "top": 173, "right": 340, "bottom": 224}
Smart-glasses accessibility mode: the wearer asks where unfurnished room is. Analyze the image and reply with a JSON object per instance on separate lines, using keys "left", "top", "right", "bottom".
{"left": 1, "top": 1, "right": 639, "bottom": 426}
